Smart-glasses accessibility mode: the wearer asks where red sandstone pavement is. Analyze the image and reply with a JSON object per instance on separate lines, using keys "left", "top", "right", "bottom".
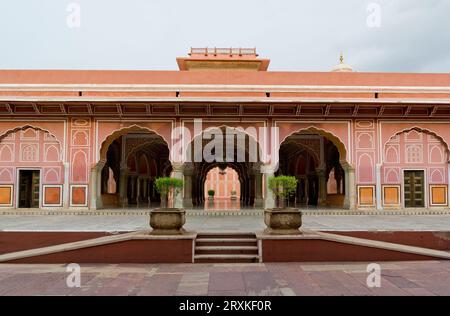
{"left": 0, "top": 261, "right": 450, "bottom": 296}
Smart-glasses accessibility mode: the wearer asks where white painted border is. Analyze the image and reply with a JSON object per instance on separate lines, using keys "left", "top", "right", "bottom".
{"left": 1, "top": 83, "right": 450, "bottom": 94}
{"left": 0, "top": 184, "right": 13, "bottom": 207}
{"left": 42, "top": 184, "right": 63, "bottom": 207}
{"left": 429, "top": 185, "right": 448, "bottom": 207}
{"left": 382, "top": 185, "right": 401, "bottom": 207}
{"left": 1, "top": 97, "right": 450, "bottom": 105}
{"left": 357, "top": 185, "right": 376, "bottom": 207}
{"left": 69, "top": 184, "right": 88, "bottom": 207}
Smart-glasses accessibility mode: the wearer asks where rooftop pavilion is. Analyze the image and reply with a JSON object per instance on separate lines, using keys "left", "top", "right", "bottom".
{"left": 177, "top": 47, "right": 270, "bottom": 71}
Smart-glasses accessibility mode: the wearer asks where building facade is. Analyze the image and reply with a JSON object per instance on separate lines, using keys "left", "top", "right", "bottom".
{"left": 0, "top": 48, "right": 450, "bottom": 211}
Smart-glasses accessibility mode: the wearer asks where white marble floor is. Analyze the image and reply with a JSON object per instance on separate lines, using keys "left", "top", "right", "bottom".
{"left": 0, "top": 214, "right": 450, "bottom": 232}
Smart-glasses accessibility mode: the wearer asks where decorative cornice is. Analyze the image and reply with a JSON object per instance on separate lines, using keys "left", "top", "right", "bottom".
{"left": 0, "top": 83, "right": 450, "bottom": 94}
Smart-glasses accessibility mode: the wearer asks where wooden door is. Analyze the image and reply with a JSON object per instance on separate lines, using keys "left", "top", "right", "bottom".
{"left": 404, "top": 171, "right": 425, "bottom": 208}
{"left": 18, "top": 170, "right": 40, "bottom": 208}
{"left": 31, "top": 171, "right": 40, "bottom": 208}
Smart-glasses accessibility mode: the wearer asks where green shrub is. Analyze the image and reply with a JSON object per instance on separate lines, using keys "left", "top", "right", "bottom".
{"left": 268, "top": 176, "right": 298, "bottom": 208}
{"left": 154, "top": 177, "right": 183, "bottom": 207}
{"left": 208, "top": 189, "right": 215, "bottom": 197}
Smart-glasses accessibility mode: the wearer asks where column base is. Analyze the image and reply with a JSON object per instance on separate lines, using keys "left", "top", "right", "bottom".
{"left": 254, "top": 198, "right": 264, "bottom": 208}
{"left": 264, "top": 198, "right": 275, "bottom": 210}
{"left": 183, "top": 198, "right": 193, "bottom": 208}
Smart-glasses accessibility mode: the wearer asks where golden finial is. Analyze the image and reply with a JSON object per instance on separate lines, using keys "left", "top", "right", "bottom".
{"left": 340, "top": 52, "right": 344, "bottom": 64}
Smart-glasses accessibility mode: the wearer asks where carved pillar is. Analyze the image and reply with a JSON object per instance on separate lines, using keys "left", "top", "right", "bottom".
{"left": 63, "top": 162, "right": 70, "bottom": 208}
{"left": 90, "top": 161, "right": 105, "bottom": 210}
{"left": 119, "top": 165, "right": 129, "bottom": 207}
{"left": 261, "top": 164, "right": 275, "bottom": 209}
{"left": 304, "top": 177, "right": 309, "bottom": 205}
{"left": 136, "top": 177, "right": 141, "bottom": 207}
{"left": 254, "top": 171, "right": 264, "bottom": 208}
{"left": 183, "top": 164, "right": 194, "bottom": 208}
{"left": 317, "top": 168, "right": 327, "bottom": 206}
{"left": 171, "top": 163, "right": 184, "bottom": 208}
{"left": 343, "top": 162, "right": 356, "bottom": 210}
{"left": 376, "top": 164, "right": 382, "bottom": 211}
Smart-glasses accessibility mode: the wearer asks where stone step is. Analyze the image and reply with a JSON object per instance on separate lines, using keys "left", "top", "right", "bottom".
{"left": 195, "top": 246, "right": 258, "bottom": 255}
{"left": 196, "top": 232, "right": 256, "bottom": 239}
{"left": 195, "top": 238, "right": 257, "bottom": 247}
{"left": 194, "top": 254, "right": 259, "bottom": 264}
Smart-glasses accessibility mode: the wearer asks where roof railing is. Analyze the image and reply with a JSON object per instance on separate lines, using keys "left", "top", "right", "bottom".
{"left": 189, "top": 47, "right": 258, "bottom": 57}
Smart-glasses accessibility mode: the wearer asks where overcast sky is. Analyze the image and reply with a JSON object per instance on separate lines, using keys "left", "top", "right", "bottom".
{"left": 0, "top": 0, "right": 449, "bottom": 72}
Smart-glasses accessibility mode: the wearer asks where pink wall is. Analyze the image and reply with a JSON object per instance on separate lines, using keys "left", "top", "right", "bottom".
{"left": 1, "top": 118, "right": 449, "bottom": 209}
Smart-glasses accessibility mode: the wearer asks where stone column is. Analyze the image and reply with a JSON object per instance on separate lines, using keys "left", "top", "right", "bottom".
{"left": 63, "top": 162, "right": 70, "bottom": 208}
{"left": 136, "top": 177, "right": 141, "bottom": 207}
{"left": 89, "top": 161, "right": 105, "bottom": 210}
{"left": 171, "top": 163, "right": 184, "bottom": 209}
{"left": 376, "top": 164, "right": 382, "bottom": 211}
{"left": 317, "top": 169, "right": 327, "bottom": 206}
{"left": 130, "top": 176, "right": 135, "bottom": 204}
{"left": 254, "top": 171, "right": 264, "bottom": 208}
{"left": 343, "top": 162, "right": 356, "bottom": 210}
{"left": 261, "top": 164, "right": 275, "bottom": 209}
{"left": 183, "top": 165, "right": 194, "bottom": 208}
{"left": 448, "top": 163, "right": 450, "bottom": 210}
{"left": 304, "top": 177, "right": 309, "bottom": 205}
{"left": 119, "top": 166, "right": 129, "bottom": 207}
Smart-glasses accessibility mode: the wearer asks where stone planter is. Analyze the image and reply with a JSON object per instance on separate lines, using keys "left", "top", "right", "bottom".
{"left": 264, "top": 208, "right": 302, "bottom": 235}
{"left": 149, "top": 208, "right": 186, "bottom": 235}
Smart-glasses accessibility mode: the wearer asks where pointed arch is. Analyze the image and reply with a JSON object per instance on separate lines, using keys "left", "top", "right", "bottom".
{"left": 0, "top": 168, "right": 13, "bottom": 183}
{"left": 0, "top": 144, "right": 13, "bottom": 162}
{"left": 99, "top": 125, "right": 169, "bottom": 163}
{"left": 45, "top": 145, "right": 60, "bottom": 162}
{"left": 0, "top": 125, "right": 62, "bottom": 147}
{"left": 44, "top": 168, "right": 60, "bottom": 183}
{"left": 280, "top": 126, "right": 348, "bottom": 164}
{"left": 384, "top": 127, "right": 450, "bottom": 163}
{"left": 72, "top": 150, "right": 88, "bottom": 183}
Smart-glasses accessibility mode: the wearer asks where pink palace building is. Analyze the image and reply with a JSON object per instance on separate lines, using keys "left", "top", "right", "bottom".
{"left": 1, "top": 48, "right": 450, "bottom": 212}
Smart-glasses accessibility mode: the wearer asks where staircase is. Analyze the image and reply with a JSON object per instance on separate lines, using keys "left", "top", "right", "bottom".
{"left": 194, "top": 232, "right": 260, "bottom": 263}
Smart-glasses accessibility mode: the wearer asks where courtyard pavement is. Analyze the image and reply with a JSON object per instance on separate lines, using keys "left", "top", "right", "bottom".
{"left": 0, "top": 261, "right": 450, "bottom": 296}
{"left": 0, "top": 214, "right": 450, "bottom": 232}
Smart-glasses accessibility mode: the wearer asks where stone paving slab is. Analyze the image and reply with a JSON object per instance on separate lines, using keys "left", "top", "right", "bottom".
{"left": 1, "top": 261, "right": 450, "bottom": 296}
{"left": 0, "top": 214, "right": 450, "bottom": 232}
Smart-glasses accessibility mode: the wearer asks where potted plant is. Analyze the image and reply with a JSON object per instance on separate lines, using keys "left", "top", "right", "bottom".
{"left": 149, "top": 177, "right": 185, "bottom": 235}
{"left": 207, "top": 189, "right": 215, "bottom": 200}
{"left": 230, "top": 190, "right": 237, "bottom": 201}
{"left": 264, "top": 176, "right": 302, "bottom": 235}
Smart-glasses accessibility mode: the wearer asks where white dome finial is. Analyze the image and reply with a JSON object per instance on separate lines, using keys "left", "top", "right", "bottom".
{"left": 332, "top": 52, "right": 353, "bottom": 72}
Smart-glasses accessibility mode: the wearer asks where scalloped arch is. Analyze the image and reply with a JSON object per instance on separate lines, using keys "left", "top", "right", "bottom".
{"left": 280, "top": 126, "right": 348, "bottom": 163}
{"left": 99, "top": 125, "right": 170, "bottom": 163}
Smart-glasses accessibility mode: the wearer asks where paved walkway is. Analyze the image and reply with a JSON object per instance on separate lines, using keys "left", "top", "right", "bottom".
{"left": 0, "top": 214, "right": 450, "bottom": 232}
{"left": 0, "top": 261, "right": 449, "bottom": 296}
